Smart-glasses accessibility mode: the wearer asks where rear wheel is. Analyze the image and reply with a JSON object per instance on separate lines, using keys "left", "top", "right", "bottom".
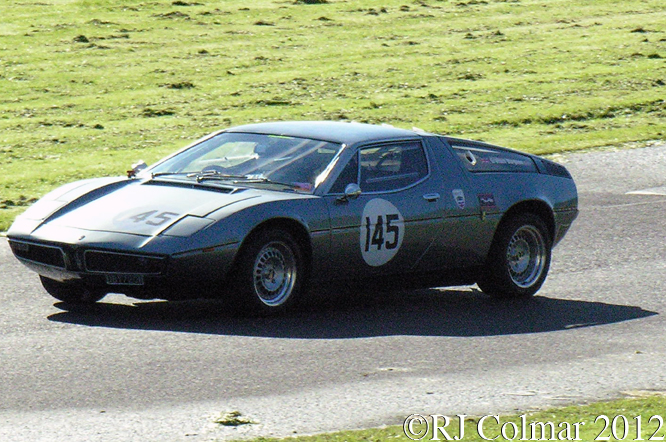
{"left": 477, "top": 213, "right": 552, "bottom": 298}
{"left": 231, "top": 229, "right": 304, "bottom": 315}
{"left": 40, "top": 276, "right": 106, "bottom": 304}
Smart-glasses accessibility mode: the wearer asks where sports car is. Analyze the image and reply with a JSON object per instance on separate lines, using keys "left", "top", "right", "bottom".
{"left": 7, "top": 121, "right": 578, "bottom": 314}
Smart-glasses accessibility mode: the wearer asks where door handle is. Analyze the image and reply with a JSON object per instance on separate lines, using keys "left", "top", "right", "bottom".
{"left": 422, "top": 193, "right": 440, "bottom": 202}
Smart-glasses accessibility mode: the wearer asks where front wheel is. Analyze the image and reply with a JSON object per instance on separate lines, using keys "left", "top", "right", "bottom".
{"left": 477, "top": 213, "right": 552, "bottom": 298}
{"left": 231, "top": 229, "right": 304, "bottom": 315}
{"left": 40, "top": 276, "right": 107, "bottom": 304}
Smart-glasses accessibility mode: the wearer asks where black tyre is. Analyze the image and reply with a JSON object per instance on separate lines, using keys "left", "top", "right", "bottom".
{"left": 231, "top": 229, "right": 304, "bottom": 315}
{"left": 477, "top": 213, "right": 552, "bottom": 298}
{"left": 40, "top": 276, "right": 107, "bottom": 304}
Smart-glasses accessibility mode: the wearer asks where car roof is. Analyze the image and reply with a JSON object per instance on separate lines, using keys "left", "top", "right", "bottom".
{"left": 225, "top": 121, "right": 423, "bottom": 145}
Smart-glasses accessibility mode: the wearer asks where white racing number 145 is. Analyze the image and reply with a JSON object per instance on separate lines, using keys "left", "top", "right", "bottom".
{"left": 360, "top": 198, "right": 404, "bottom": 267}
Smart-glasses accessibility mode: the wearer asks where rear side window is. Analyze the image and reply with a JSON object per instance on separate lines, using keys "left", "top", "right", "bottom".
{"left": 450, "top": 142, "right": 537, "bottom": 173}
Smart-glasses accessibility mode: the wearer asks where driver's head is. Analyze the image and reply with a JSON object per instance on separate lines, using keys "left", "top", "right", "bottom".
{"left": 254, "top": 137, "right": 293, "bottom": 158}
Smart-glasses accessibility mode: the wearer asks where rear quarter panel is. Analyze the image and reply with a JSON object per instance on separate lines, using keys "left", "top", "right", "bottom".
{"left": 435, "top": 136, "right": 578, "bottom": 259}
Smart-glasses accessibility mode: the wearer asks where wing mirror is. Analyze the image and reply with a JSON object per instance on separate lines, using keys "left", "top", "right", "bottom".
{"left": 337, "top": 183, "right": 362, "bottom": 202}
{"left": 127, "top": 160, "right": 147, "bottom": 178}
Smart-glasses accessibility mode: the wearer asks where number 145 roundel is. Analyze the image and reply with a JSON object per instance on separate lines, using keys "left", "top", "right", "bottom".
{"left": 7, "top": 121, "right": 578, "bottom": 315}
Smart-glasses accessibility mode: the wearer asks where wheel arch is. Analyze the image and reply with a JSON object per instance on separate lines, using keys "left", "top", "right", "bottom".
{"left": 499, "top": 200, "right": 555, "bottom": 244}
{"left": 237, "top": 217, "right": 313, "bottom": 276}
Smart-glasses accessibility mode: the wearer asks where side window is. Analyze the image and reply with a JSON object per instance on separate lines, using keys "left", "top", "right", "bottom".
{"left": 450, "top": 141, "right": 537, "bottom": 173}
{"left": 359, "top": 141, "right": 428, "bottom": 192}
{"left": 329, "top": 152, "right": 359, "bottom": 194}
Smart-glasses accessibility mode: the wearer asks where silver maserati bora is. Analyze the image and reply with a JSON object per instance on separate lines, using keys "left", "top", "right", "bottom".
{"left": 7, "top": 121, "right": 578, "bottom": 314}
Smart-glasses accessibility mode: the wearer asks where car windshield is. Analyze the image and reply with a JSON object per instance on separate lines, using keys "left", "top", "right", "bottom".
{"left": 146, "top": 132, "right": 343, "bottom": 193}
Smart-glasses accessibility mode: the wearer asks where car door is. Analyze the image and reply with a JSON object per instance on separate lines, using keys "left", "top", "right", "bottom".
{"left": 322, "top": 140, "right": 446, "bottom": 280}
{"left": 413, "top": 136, "right": 492, "bottom": 271}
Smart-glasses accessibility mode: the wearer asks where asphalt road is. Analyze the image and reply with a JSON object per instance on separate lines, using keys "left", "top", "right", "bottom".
{"left": 1, "top": 143, "right": 665, "bottom": 441}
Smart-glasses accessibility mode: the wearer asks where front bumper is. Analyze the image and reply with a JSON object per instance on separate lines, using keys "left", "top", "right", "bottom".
{"left": 8, "top": 238, "right": 239, "bottom": 300}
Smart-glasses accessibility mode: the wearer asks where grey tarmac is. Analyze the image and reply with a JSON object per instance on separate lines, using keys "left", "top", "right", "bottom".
{"left": 0, "top": 142, "right": 665, "bottom": 441}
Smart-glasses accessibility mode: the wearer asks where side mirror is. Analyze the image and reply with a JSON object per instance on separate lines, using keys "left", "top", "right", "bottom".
{"left": 127, "top": 160, "right": 147, "bottom": 178}
{"left": 337, "top": 183, "right": 362, "bottom": 202}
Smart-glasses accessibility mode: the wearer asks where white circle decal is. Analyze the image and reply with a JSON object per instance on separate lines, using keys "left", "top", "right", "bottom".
{"left": 360, "top": 198, "right": 404, "bottom": 267}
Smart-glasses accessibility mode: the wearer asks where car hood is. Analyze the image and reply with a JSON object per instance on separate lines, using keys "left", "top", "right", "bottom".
{"left": 40, "top": 179, "right": 264, "bottom": 236}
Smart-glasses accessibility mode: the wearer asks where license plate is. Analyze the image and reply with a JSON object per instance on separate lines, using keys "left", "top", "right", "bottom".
{"left": 106, "top": 274, "right": 144, "bottom": 286}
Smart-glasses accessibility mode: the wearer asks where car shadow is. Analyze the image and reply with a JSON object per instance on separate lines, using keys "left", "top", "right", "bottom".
{"left": 46, "top": 287, "right": 657, "bottom": 339}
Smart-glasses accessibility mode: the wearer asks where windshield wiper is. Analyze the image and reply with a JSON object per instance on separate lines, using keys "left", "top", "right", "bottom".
{"left": 235, "top": 177, "right": 314, "bottom": 192}
{"left": 151, "top": 170, "right": 240, "bottom": 181}
{"left": 150, "top": 172, "right": 192, "bottom": 179}
{"left": 238, "top": 177, "right": 294, "bottom": 186}
{"left": 177, "top": 171, "right": 309, "bottom": 191}
{"left": 195, "top": 173, "right": 305, "bottom": 190}
{"left": 187, "top": 170, "right": 247, "bottom": 182}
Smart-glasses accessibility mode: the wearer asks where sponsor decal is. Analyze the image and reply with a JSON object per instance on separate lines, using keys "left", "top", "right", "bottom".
{"left": 478, "top": 193, "right": 497, "bottom": 209}
{"left": 360, "top": 198, "right": 404, "bottom": 267}
{"left": 489, "top": 156, "right": 529, "bottom": 166}
{"left": 452, "top": 189, "right": 466, "bottom": 210}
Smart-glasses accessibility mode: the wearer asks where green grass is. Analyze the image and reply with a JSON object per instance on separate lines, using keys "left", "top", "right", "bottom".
{"left": 229, "top": 394, "right": 666, "bottom": 441}
{"left": 1, "top": 0, "right": 665, "bottom": 230}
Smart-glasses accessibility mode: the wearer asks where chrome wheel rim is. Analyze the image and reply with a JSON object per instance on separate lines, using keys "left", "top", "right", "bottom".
{"left": 506, "top": 225, "right": 546, "bottom": 288}
{"left": 253, "top": 241, "right": 297, "bottom": 307}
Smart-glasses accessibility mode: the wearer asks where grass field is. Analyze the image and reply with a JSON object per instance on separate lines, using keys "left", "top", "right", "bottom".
{"left": 229, "top": 394, "right": 666, "bottom": 442}
{"left": 0, "top": 0, "right": 664, "bottom": 231}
